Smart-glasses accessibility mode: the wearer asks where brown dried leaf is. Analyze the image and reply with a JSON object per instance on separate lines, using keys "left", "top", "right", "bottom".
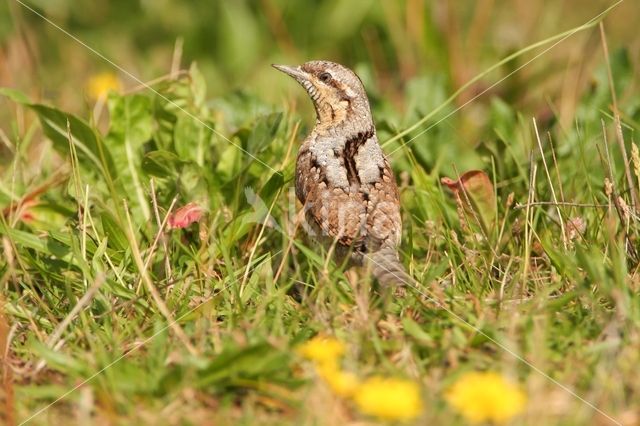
{"left": 441, "top": 170, "right": 496, "bottom": 233}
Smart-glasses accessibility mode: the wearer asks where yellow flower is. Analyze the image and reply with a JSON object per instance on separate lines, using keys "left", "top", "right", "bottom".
{"left": 296, "top": 336, "right": 345, "bottom": 366}
{"left": 316, "top": 363, "right": 360, "bottom": 398}
{"left": 86, "top": 72, "right": 121, "bottom": 100}
{"left": 445, "top": 371, "right": 526, "bottom": 424}
{"left": 353, "top": 376, "right": 423, "bottom": 421}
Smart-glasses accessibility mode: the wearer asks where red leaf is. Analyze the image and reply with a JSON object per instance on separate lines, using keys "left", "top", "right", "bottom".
{"left": 3, "top": 199, "right": 39, "bottom": 223}
{"left": 168, "top": 203, "right": 205, "bottom": 229}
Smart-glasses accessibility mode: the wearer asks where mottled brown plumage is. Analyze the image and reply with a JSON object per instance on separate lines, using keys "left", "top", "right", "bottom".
{"left": 274, "top": 60, "right": 410, "bottom": 286}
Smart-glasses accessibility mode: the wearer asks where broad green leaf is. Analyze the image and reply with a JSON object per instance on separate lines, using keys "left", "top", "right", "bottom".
{"left": 142, "top": 150, "right": 184, "bottom": 178}
{"left": 101, "top": 211, "right": 129, "bottom": 252}
{"left": 30, "top": 104, "right": 115, "bottom": 178}
{"left": 106, "top": 93, "right": 154, "bottom": 220}
{"left": 216, "top": 143, "right": 240, "bottom": 180}
{"left": 197, "top": 341, "right": 290, "bottom": 388}
{"left": 174, "top": 114, "right": 213, "bottom": 165}
{"left": 92, "top": 237, "right": 109, "bottom": 274}
{"left": 245, "top": 112, "right": 283, "bottom": 154}
{"left": 260, "top": 171, "right": 284, "bottom": 204}
{"left": 0, "top": 221, "right": 49, "bottom": 252}
{"left": 189, "top": 62, "right": 207, "bottom": 108}
{"left": 1, "top": 89, "right": 116, "bottom": 180}
{"left": 107, "top": 93, "right": 153, "bottom": 148}
{"left": 152, "top": 66, "right": 210, "bottom": 153}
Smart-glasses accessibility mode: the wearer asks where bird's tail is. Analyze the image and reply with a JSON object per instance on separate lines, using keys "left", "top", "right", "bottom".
{"left": 366, "top": 246, "right": 414, "bottom": 287}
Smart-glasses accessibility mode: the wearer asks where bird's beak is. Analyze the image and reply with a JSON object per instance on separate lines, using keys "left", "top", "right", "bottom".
{"left": 272, "top": 64, "right": 308, "bottom": 82}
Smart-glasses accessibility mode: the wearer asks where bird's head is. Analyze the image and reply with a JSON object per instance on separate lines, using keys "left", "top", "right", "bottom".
{"left": 273, "top": 60, "right": 373, "bottom": 131}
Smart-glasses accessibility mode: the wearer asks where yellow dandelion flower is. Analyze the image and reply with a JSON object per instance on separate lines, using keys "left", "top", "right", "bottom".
{"left": 445, "top": 371, "right": 527, "bottom": 424}
{"left": 296, "top": 336, "right": 345, "bottom": 366}
{"left": 86, "top": 72, "right": 121, "bottom": 100}
{"left": 353, "top": 376, "right": 423, "bottom": 421}
{"left": 316, "top": 363, "right": 360, "bottom": 398}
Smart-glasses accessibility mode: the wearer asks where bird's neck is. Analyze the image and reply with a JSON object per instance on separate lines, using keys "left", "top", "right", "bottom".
{"left": 312, "top": 98, "right": 374, "bottom": 140}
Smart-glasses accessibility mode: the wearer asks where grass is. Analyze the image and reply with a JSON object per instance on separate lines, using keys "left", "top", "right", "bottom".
{"left": 1, "top": 1, "right": 640, "bottom": 425}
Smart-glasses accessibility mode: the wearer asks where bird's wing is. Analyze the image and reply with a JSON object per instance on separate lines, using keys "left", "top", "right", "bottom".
{"left": 296, "top": 145, "right": 366, "bottom": 248}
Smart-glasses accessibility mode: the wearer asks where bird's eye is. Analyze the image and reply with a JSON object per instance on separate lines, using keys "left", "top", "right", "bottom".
{"left": 319, "top": 72, "right": 332, "bottom": 83}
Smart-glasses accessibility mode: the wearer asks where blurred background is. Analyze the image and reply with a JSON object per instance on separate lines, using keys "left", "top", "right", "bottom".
{"left": 1, "top": 0, "right": 639, "bottom": 168}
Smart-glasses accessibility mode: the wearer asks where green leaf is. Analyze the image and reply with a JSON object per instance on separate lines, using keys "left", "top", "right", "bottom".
{"left": 107, "top": 93, "right": 153, "bottom": 148}
{"left": 173, "top": 114, "right": 213, "bottom": 164}
{"left": 30, "top": 340, "right": 88, "bottom": 376}
{"left": 101, "top": 211, "right": 129, "bottom": 252}
{"left": 0, "top": 87, "right": 30, "bottom": 104}
{"left": 142, "top": 150, "right": 184, "bottom": 177}
{"left": 245, "top": 112, "right": 283, "bottom": 154}
{"left": 156, "top": 366, "right": 184, "bottom": 396}
{"left": 1, "top": 89, "right": 116, "bottom": 180}
{"left": 196, "top": 341, "right": 290, "bottom": 389}
{"left": 189, "top": 62, "right": 207, "bottom": 108}
{"left": 179, "top": 162, "right": 208, "bottom": 194}
{"left": 402, "top": 317, "right": 434, "bottom": 344}
{"left": 0, "top": 221, "right": 48, "bottom": 253}
{"left": 32, "top": 104, "right": 116, "bottom": 178}
{"left": 260, "top": 171, "right": 284, "bottom": 204}
{"left": 215, "top": 143, "right": 240, "bottom": 180}
{"left": 152, "top": 66, "right": 210, "bottom": 153}
{"left": 106, "top": 93, "right": 154, "bottom": 220}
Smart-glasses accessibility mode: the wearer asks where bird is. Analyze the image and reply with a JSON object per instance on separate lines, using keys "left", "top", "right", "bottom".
{"left": 273, "top": 60, "right": 412, "bottom": 287}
